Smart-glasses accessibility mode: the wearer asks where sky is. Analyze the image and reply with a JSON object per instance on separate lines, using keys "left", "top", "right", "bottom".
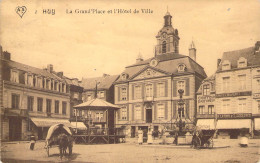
{"left": 1, "top": 0, "right": 260, "bottom": 79}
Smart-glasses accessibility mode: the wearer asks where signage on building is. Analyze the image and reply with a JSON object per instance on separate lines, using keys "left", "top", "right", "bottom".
{"left": 253, "top": 93, "right": 260, "bottom": 99}
{"left": 216, "top": 91, "right": 251, "bottom": 98}
{"left": 217, "top": 113, "right": 252, "bottom": 119}
{"left": 198, "top": 95, "right": 215, "bottom": 104}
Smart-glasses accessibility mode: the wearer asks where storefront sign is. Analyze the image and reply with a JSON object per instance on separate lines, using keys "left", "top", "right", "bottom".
{"left": 216, "top": 91, "right": 251, "bottom": 98}
{"left": 198, "top": 95, "right": 215, "bottom": 103}
{"left": 217, "top": 113, "right": 252, "bottom": 119}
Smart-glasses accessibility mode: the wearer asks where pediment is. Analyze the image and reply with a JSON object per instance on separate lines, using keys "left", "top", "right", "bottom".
{"left": 131, "top": 67, "right": 169, "bottom": 80}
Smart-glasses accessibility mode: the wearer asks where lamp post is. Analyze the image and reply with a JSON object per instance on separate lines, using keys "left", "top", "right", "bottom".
{"left": 177, "top": 89, "right": 185, "bottom": 135}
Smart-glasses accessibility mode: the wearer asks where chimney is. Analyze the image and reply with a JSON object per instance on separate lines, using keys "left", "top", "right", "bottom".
{"left": 217, "top": 59, "right": 221, "bottom": 68}
{"left": 57, "top": 72, "right": 63, "bottom": 77}
{"left": 3, "top": 51, "right": 11, "bottom": 60}
{"left": 47, "top": 64, "right": 53, "bottom": 72}
{"left": 189, "top": 41, "right": 196, "bottom": 61}
{"left": 136, "top": 53, "right": 143, "bottom": 63}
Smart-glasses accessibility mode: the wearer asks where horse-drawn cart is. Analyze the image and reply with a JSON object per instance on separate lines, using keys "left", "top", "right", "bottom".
{"left": 45, "top": 124, "right": 73, "bottom": 158}
{"left": 191, "top": 126, "right": 216, "bottom": 149}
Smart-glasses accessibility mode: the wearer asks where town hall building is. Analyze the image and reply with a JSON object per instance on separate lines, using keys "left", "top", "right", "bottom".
{"left": 114, "top": 12, "right": 207, "bottom": 138}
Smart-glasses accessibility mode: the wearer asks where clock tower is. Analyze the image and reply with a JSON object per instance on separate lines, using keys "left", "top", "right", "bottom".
{"left": 155, "top": 11, "right": 180, "bottom": 56}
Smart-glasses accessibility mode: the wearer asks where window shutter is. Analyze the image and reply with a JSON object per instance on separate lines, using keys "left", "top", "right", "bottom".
{"left": 153, "top": 83, "right": 157, "bottom": 98}
{"left": 165, "top": 102, "right": 168, "bottom": 120}
{"left": 142, "top": 105, "right": 144, "bottom": 120}
{"left": 132, "top": 105, "right": 134, "bottom": 121}
{"left": 154, "top": 103, "right": 157, "bottom": 120}
{"left": 118, "top": 87, "right": 121, "bottom": 101}
{"left": 142, "top": 84, "right": 145, "bottom": 99}
{"left": 185, "top": 100, "right": 190, "bottom": 119}
{"left": 132, "top": 85, "right": 134, "bottom": 100}
{"left": 173, "top": 80, "right": 177, "bottom": 97}
{"left": 118, "top": 108, "right": 121, "bottom": 120}
{"left": 173, "top": 101, "right": 176, "bottom": 119}
{"left": 165, "top": 81, "right": 168, "bottom": 97}
{"left": 127, "top": 105, "right": 129, "bottom": 121}
{"left": 185, "top": 78, "right": 190, "bottom": 96}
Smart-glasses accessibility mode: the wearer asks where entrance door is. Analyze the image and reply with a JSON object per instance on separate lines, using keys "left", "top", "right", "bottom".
{"left": 131, "top": 126, "right": 136, "bottom": 138}
{"left": 9, "top": 117, "right": 22, "bottom": 141}
{"left": 38, "top": 127, "right": 43, "bottom": 140}
{"left": 146, "top": 109, "right": 152, "bottom": 123}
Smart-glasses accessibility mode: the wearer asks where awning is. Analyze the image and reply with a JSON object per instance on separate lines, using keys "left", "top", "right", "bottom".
{"left": 70, "top": 122, "right": 87, "bottom": 130}
{"left": 254, "top": 118, "right": 260, "bottom": 130}
{"left": 31, "top": 117, "right": 72, "bottom": 127}
{"left": 216, "top": 119, "right": 251, "bottom": 129}
{"left": 196, "top": 119, "right": 215, "bottom": 130}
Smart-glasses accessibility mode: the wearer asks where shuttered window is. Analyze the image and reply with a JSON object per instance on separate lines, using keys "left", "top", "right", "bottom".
{"left": 157, "top": 82, "right": 165, "bottom": 97}
{"left": 157, "top": 103, "right": 165, "bottom": 119}
{"left": 134, "top": 105, "right": 142, "bottom": 120}
{"left": 37, "top": 98, "right": 43, "bottom": 112}
{"left": 12, "top": 94, "right": 20, "bottom": 109}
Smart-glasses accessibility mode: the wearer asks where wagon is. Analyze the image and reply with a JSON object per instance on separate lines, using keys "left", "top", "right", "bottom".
{"left": 45, "top": 124, "right": 73, "bottom": 157}
{"left": 191, "top": 127, "right": 216, "bottom": 149}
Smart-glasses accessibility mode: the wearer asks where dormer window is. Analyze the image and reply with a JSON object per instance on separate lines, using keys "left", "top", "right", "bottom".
{"left": 222, "top": 60, "right": 231, "bottom": 70}
{"left": 237, "top": 57, "right": 247, "bottom": 68}
{"left": 177, "top": 64, "right": 186, "bottom": 72}
{"left": 121, "top": 73, "right": 128, "bottom": 80}
{"left": 11, "top": 69, "right": 19, "bottom": 83}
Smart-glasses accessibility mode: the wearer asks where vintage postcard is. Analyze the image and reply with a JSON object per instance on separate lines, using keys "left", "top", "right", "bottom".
{"left": 0, "top": 0, "right": 260, "bottom": 162}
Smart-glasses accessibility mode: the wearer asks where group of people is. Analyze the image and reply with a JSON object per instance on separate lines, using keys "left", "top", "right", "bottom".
{"left": 137, "top": 128, "right": 154, "bottom": 145}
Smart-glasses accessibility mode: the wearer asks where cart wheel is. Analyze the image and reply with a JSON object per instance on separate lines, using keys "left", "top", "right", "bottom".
{"left": 46, "top": 146, "right": 49, "bottom": 157}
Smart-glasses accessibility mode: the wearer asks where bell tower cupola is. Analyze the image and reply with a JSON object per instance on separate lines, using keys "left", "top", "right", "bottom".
{"left": 155, "top": 11, "right": 180, "bottom": 56}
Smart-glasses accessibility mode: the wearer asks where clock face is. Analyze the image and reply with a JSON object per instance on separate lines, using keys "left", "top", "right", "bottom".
{"left": 150, "top": 59, "right": 158, "bottom": 67}
{"left": 162, "top": 33, "right": 167, "bottom": 39}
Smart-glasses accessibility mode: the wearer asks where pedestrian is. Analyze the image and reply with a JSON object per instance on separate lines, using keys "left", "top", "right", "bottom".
{"left": 138, "top": 128, "right": 143, "bottom": 145}
{"left": 147, "top": 128, "right": 153, "bottom": 144}
{"left": 30, "top": 135, "right": 36, "bottom": 150}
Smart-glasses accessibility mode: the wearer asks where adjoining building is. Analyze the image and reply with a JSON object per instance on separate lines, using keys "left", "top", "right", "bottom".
{"left": 1, "top": 50, "right": 70, "bottom": 141}
{"left": 114, "top": 12, "right": 207, "bottom": 138}
{"left": 196, "top": 75, "right": 216, "bottom": 130}
{"left": 215, "top": 41, "right": 260, "bottom": 139}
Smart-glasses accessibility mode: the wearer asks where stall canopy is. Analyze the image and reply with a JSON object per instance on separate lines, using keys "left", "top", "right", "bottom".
{"left": 216, "top": 119, "right": 251, "bottom": 129}
{"left": 254, "top": 118, "right": 260, "bottom": 130}
{"left": 74, "top": 98, "right": 120, "bottom": 110}
{"left": 196, "top": 119, "right": 215, "bottom": 130}
{"left": 31, "top": 117, "right": 72, "bottom": 127}
{"left": 70, "top": 122, "right": 87, "bottom": 130}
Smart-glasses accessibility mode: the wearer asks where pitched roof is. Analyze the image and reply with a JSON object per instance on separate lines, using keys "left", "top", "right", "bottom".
{"left": 2, "top": 59, "right": 64, "bottom": 81}
{"left": 81, "top": 74, "right": 119, "bottom": 90}
{"left": 217, "top": 46, "right": 260, "bottom": 71}
{"left": 116, "top": 53, "right": 207, "bottom": 82}
{"left": 74, "top": 98, "right": 120, "bottom": 109}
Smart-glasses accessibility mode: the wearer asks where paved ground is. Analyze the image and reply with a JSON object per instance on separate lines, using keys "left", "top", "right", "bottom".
{"left": 1, "top": 139, "right": 260, "bottom": 163}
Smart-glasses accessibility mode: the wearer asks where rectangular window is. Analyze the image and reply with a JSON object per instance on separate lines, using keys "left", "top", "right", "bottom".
{"left": 121, "top": 88, "right": 127, "bottom": 101}
{"left": 121, "top": 106, "right": 127, "bottom": 120}
{"left": 222, "top": 77, "right": 230, "bottom": 92}
{"left": 198, "top": 106, "right": 204, "bottom": 114}
{"left": 11, "top": 70, "right": 19, "bottom": 83}
{"left": 19, "top": 72, "right": 25, "bottom": 84}
{"left": 258, "top": 100, "right": 260, "bottom": 113}
{"left": 157, "top": 83, "right": 165, "bottom": 97}
{"left": 73, "top": 92, "right": 79, "bottom": 99}
{"left": 12, "top": 94, "right": 20, "bottom": 109}
{"left": 238, "top": 98, "right": 246, "bottom": 113}
{"left": 27, "top": 96, "right": 34, "bottom": 111}
{"left": 62, "top": 102, "right": 67, "bottom": 115}
{"left": 96, "top": 112, "right": 104, "bottom": 121}
{"left": 46, "top": 80, "right": 50, "bottom": 89}
{"left": 145, "top": 84, "right": 153, "bottom": 97}
{"left": 134, "top": 105, "right": 142, "bottom": 120}
{"left": 37, "top": 77, "right": 42, "bottom": 88}
{"left": 238, "top": 75, "right": 246, "bottom": 90}
{"left": 177, "top": 80, "right": 185, "bottom": 92}
{"left": 37, "top": 98, "right": 43, "bottom": 112}
{"left": 203, "top": 84, "right": 210, "bottom": 95}
{"left": 134, "top": 85, "right": 142, "bottom": 99}
{"left": 222, "top": 99, "right": 230, "bottom": 113}
{"left": 27, "top": 75, "right": 33, "bottom": 86}
{"left": 208, "top": 105, "right": 214, "bottom": 114}
{"left": 157, "top": 103, "right": 165, "bottom": 119}
{"left": 55, "top": 100, "right": 59, "bottom": 113}
{"left": 46, "top": 99, "right": 51, "bottom": 113}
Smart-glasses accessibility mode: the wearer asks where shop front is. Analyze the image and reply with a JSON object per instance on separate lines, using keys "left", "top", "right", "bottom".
{"left": 216, "top": 114, "right": 252, "bottom": 139}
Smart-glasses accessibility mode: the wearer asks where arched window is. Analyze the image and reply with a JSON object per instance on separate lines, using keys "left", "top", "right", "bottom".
{"left": 174, "top": 42, "right": 178, "bottom": 53}
{"left": 162, "top": 41, "right": 166, "bottom": 53}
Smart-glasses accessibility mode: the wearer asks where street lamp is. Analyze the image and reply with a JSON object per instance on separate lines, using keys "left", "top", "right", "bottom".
{"left": 177, "top": 89, "right": 185, "bottom": 135}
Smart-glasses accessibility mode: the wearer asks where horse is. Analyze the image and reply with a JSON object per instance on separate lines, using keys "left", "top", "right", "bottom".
{"left": 57, "top": 133, "right": 73, "bottom": 160}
